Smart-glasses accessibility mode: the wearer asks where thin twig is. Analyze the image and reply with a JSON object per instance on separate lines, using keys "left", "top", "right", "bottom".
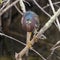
{"left": 0, "top": 0, "right": 19, "bottom": 15}
{"left": 47, "top": 49, "right": 55, "bottom": 59}
{"left": 0, "top": 33, "right": 26, "bottom": 46}
{"left": 43, "top": 1, "right": 60, "bottom": 9}
{"left": 33, "top": 0, "right": 51, "bottom": 17}
{"left": 14, "top": 4, "right": 23, "bottom": 15}
{"left": 0, "top": 0, "right": 10, "bottom": 11}
{"left": 51, "top": 41, "right": 60, "bottom": 50}
{"left": 31, "top": 48, "right": 47, "bottom": 60}
{"left": 55, "top": 4, "right": 60, "bottom": 8}
{"left": 52, "top": 46, "right": 60, "bottom": 50}
{"left": 23, "top": 0, "right": 31, "bottom": 6}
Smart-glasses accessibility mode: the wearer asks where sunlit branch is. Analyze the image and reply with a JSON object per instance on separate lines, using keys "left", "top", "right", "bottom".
{"left": 47, "top": 40, "right": 60, "bottom": 59}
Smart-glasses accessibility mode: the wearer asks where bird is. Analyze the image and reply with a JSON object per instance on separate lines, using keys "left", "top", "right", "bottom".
{"left": 21, "top": 11, "right": 39, "bottom": 32}
{"left": 21, "top": 11, "right": 40, "bottom": 58}
{"left": 21, "top": 11, "right": 47, "bottom": 40}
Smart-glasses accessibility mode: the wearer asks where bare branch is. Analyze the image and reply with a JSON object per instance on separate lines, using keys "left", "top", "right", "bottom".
{"left": 0, "top": 32, "right": 26, "bottom": 46}
{"left": 43, "top": 1, "right": 60, "bottom": 9}
{"left": 31, "top": 48, "right": 47, "bottom": 60}
{"left": 0, "top": 0, "right": 10, "bottom": 11}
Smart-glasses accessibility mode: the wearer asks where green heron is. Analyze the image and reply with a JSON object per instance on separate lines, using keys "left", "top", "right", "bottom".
{"left": 21, "top": 11, "right": 39, "bottom": 59}
{"left": 21, "top": 11, "right": 46, "bottom": 40}
{"left": 21, "top": 11, "right": 39, "bottom": 32}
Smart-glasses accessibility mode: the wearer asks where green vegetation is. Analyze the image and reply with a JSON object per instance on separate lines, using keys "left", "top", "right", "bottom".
{"left": 0, "top": 56, "right": 13, "bottom": 60}
{"left": 0, "top": 0, "right": 2, "bottom": 3}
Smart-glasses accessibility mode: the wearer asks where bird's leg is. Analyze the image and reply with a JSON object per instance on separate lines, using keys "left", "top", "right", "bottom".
{"left": 26, "top": 32, "right": 32, "bottom": 45}
{"left": 26, "top": 32, "right": 32, "bottom": 60}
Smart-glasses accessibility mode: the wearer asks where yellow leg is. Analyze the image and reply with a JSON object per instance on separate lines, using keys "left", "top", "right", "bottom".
{"left": 26, "top": 32, "right": 32, "bottom": 44}
{"left": 26, "top": 32, "right": 32, "bottom": 59}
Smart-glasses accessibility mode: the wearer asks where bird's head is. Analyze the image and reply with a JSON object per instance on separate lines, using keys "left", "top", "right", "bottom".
{"left": 21, "top": 11, "right": 39, "bottom": 32}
